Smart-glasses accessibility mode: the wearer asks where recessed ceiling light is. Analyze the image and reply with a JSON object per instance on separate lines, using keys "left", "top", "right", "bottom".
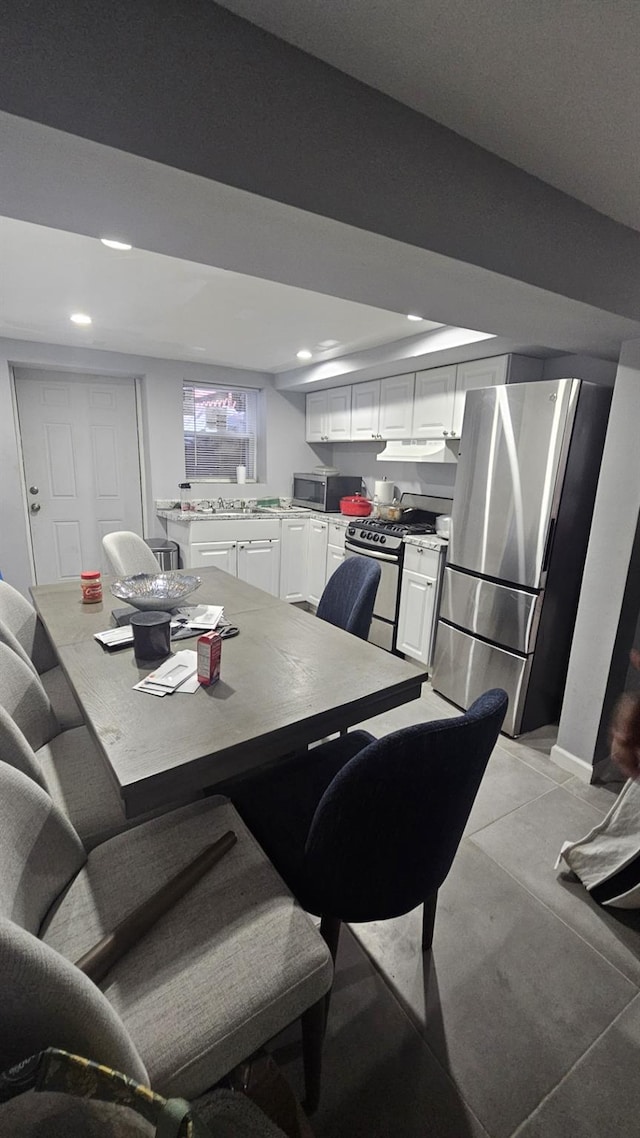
{"left": 317, "top": 339, "right": 341, "bottom": 350}
{"left": 100, "top": 238, "right": 133, "bottom": 251}
{"left": 297, "top": 349, "right": 313, "bottom": 361}
{"left": 70, "top": 313, "right": 92, "bottom": 325}
{"left": 407, "top": 314, "right": 424, "bottom": 322}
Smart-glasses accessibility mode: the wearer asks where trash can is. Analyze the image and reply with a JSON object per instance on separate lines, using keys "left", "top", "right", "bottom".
{"left": 144, "top": 538, "right": 179, "bottom": 571}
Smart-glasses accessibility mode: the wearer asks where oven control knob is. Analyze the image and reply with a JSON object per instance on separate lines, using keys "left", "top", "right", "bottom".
{"left": 347, "top": 526, "right": 355, "bottom": 536}
{"left": 380, "top": 535, "right": 386, "bottom": 544}
{"left": 372, "top": 533, "right": 379, "bottom": 541}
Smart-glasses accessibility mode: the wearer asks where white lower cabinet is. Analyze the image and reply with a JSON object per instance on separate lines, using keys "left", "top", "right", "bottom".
{"left": 397, "top": 545, "right": 440, "bottom": 664}
{"left": 237, "top": 539, "right": 280, "bottom": 596}
{"left": 326, "top": 543, "right": 345, "bottom": 581}
{"left": 280, "top": 518, "right": 309, "bottom": 602}
{"left": 307, "top": 518, "right": 329, "bottom": 606}
{"left": 325, "top": 519, "right": 346, "bottom": 583}
{"left": 190, "top": 541, "right": 237, "bottom": 574}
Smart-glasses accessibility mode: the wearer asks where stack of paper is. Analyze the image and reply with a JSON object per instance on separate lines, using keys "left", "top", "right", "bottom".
{"left": 133, "top": 650, "right": 199, "bottom": 697}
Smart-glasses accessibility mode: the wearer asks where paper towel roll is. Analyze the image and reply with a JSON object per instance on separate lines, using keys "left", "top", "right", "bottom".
{"left": 374, "top": 479, "right": 394, "bottom": 504}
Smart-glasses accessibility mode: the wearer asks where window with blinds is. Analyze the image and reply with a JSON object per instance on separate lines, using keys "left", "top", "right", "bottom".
{"left": 183, "top": 383, "right": 259, "bottom": 481}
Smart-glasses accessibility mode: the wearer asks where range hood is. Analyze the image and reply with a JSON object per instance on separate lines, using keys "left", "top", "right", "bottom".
{"left": 376, "top": 439, "right": 459, "bottom": 464}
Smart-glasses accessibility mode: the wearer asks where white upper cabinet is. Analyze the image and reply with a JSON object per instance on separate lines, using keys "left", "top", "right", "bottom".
{"left": 306, "top": 391, "right": 328, "bottom": 442}
{"left": 450, "top": 356, "right": 509, "bottom": 438}
{"left": 412, "top": 365, "right": 458, "bottom": 438}
{"left": 306, "top": 388, "right": 352, "bottom": 441}
{"left": 350, "top": 381, "right": 382, "bottom": 440}
{"left": 305, "top": 354, "right": 541, "bottom": 448}
{"left": 326, "top": 387, "right": 352, "bottom": 440}
{"left": 379, "top": 373, "right": 415, "bottom": 439}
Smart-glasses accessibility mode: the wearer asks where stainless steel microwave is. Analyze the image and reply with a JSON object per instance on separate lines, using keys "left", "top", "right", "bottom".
{"left": 292, "top": 473, "right": 362, "bottom": 512}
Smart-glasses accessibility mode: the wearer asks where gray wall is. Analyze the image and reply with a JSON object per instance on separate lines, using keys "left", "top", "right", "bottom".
{"left": 0, "top": 338, "right": 318, "bottom": 594}
{"left": 0, "top": 0, "right": 639, "bottom": 322}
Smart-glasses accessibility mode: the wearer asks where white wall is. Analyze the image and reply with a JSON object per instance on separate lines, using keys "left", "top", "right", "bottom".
{"left": 552, "top": 338, "right": 640, "bottom": 778}
{"left": 0, "top": 337, "right": 319, "bottom": 594}
{"left": 331, "top": 443, "right": 456, "bottom": 503}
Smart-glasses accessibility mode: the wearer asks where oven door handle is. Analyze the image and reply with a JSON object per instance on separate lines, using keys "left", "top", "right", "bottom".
{"left": 344, "top": 541, "right": 399, "bottom": 563}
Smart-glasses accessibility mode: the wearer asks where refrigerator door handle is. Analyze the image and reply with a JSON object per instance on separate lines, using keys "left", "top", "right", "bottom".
{"left": 542, "top": 518, "right": 556, "bottom": 573}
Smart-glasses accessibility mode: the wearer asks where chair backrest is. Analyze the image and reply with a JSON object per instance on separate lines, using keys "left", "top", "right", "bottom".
{"left": 0, "top": 760, "right": 85, "bottom": 933}
{"left": 0, "top": 917, "right": 148, "bottom": 1085}
{"left": 0, "top": 702, "right": 50, "bottom": 791}
{"left": 102, "top": 532, "right": 161, "bottom": 577}
{"left": 0, "top": 642, "right": 59, "bottom": 751}
{"left": 316, "top": 557, "right": 381, "bottom": 640}
{"left": 0, "top": 579, "right": 58, "bottom": 673}
{"left": 304, "top": 689, "right": 508, "bottom": 921}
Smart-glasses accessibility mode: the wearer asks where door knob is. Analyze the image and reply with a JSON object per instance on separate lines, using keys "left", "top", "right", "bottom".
{"left": 29, "top": 485, "right": 39, "bottom": 495}
{"left": 30, "top": 502, "right": 41, "bottom": 513}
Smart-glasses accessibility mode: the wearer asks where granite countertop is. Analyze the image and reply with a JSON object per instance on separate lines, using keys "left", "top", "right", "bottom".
{"left": 157, "top": 508, "right": 353, "bottom": 524}
{"left": 157, "top": 507, "right": 313, "bottom": 523}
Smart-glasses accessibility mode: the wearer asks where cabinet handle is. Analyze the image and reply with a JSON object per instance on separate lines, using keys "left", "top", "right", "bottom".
{"left": 371, "top": 433, "right": 376, "bottom": 439}
{"left": 443, "top": 430, "right": 449, "bottom": 436}
{"left": 417, "top": 547, "right": 423, "bottom": 555}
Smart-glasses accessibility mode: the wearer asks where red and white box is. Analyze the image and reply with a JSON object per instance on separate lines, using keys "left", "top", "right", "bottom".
{"left": 197, "top": 630, "right": 222, "bottom": 686}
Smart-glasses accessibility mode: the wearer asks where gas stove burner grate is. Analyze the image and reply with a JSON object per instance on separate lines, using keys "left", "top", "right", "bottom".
{"left": 359, "top": 519, "right": 436, "bottom": 536}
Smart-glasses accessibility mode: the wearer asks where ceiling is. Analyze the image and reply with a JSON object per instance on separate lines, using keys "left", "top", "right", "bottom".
{"left": 0, "top": 216, "right": 445, "bottom": 371}
{"left": 218, "top": 0, "right": 640, "bottom": 233}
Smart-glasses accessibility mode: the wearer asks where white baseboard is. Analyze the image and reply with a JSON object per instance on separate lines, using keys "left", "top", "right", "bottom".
{"left": 549, "top": 743, "right": 593, "bottom": 783}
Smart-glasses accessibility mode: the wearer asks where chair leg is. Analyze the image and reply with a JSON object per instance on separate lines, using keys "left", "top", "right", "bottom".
{"left": 422, "top": 891, "right": 438, "bottom": 951}
{"left": 320, "top": 914, "right": 341, "bottom": 963}
{"left": 319, "top": 914, "right": 342, "bottom": 1028}
{"left": 301, "top": 996, "right": 326, "bottom": 1114}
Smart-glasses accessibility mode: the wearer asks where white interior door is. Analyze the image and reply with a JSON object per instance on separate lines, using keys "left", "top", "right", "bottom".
{"left": 14, "top": 368, "right": 144, "bottom": 583}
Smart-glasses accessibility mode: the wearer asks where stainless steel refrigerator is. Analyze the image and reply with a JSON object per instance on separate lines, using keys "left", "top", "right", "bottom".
{"left": 431, "top": 379, "right": 611, "bottom": 736}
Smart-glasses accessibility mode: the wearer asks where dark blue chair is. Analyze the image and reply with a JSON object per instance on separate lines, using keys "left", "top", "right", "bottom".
{"left": 218, "top": 689, "right": 508, "bottom": 967}
{"left": 316, "top": 557, "right": 381, "bottom": 640}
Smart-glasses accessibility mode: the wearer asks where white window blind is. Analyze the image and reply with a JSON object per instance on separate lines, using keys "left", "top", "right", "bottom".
{"left": 183, "top": 383, "right": 259, "bottom": 481}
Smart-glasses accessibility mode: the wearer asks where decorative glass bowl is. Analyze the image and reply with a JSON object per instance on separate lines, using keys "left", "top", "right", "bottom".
{"left": 110, "top": 572, "right": 202, "bottom": 612}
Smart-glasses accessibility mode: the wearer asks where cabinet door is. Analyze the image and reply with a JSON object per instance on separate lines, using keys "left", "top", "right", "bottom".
{"left": 237, "top": 539, "right": 280, "bottom": 596}
{"left": 451, "top": 356, "right": 509, "bottom": 439}
{"left": 280, "top": 518, "right": 308, "bottom": 603}
{"left": 350, "top": 381, "right": 381, "bottom": 440}
{"left": 325, "top": 542, "right": 345, "bottom": 583}
{"left": 327, "top": 520, "right": 346, "bottom": 549}
{"left": 190, "top": 541, "right": 237, "bottom": 575}
{"left": 327, "top": 388, "right": 352, "bottom": 440}
{"left": 307, "top": 519, "right": 329, "bottom": 606}
{"left": 396, "top": 567, "right": 436, "bottom": 663}
{"left": 306, "top": 391, "right": 328, "bottom": 442}
{"left": 412, "top": 366, "right": 457, "bottom": 438}
{"left": 379, "top": 373, "right": 415, "bottom": 439}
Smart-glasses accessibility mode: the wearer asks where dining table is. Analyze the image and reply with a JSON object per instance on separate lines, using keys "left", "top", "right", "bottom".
{"left": 31, "top": 568, "right": 429, "bottom": 817}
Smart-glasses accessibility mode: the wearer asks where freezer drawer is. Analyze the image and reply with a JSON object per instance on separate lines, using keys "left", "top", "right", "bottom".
{"left": 440, "top": 567, "right": 542, "bottom": 654}
{"left": 432, "top": 622, "right": 531, "bottom": 736}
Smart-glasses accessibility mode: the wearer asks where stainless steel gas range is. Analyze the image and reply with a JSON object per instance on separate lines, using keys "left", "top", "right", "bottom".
{"left": 344, "top": 493, "right": 452, "bottom": 654}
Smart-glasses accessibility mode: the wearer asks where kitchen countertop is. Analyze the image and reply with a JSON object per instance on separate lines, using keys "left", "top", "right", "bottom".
{"left": 157, "top": 508, "right": 313, "bottom": 523}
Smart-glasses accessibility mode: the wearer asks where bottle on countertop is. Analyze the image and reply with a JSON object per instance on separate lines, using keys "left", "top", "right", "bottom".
{"left": 179, "top": 482, "right": 192, "bottom": 512}
{"left": 80, "top": 570, "right": 102, "bottom": 604}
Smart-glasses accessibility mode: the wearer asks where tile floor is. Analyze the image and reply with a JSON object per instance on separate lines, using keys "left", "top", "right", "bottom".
{"left": 272, "top": 685, "right": 640, "bottom": 1138}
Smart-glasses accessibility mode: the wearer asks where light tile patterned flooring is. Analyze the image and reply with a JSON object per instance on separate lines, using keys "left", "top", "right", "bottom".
{"left": 273, "top": 685, "right": 640, "bottom": 1138}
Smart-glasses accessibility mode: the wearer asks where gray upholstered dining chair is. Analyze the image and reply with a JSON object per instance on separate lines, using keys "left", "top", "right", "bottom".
{"left": 0, "top": 641, "right": 139, "bottom": 848}
{"left": 316, "top": 557, "right": 381, "bottom": 640}
{"left": 102, "top": 532, "right": 161, "bottom": 577}
{"left": 0, "top": 761, "right": 333, "bottom": 1110}
{"left": 0, "top": 579, "right": 83, "bottom": 729}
